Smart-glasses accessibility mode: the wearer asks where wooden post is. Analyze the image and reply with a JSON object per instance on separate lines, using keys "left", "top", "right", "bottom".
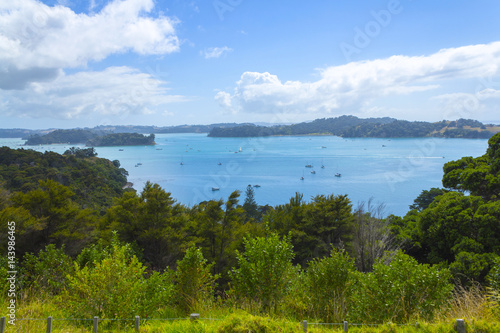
{"left": 135, "top": 316, "right": 140, "bottom": 332}
{"left": 93, "top": 316, "right": 98, "bottom": 333}
{"left": 343, "top": 320, "right": 348, "bottom": 332}
{"left": 0, "top": 317, "right": 6, "bottom": 333}
{"left": 456, "top": 319, "right": 466, "bottom": 333}
{"left": 46, "top": 316, "right": 52, "bottom": 333}
{"left": 302, "top": 320, "right": 307, "bottom": 332}
{"left": 190, "top": 313, "right": 199, "bottom": 321}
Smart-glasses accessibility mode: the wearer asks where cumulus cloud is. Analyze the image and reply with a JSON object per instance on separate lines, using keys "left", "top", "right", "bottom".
{"left": 202, "top": 46, "right": 232, "bottom": 59}
{"left": 217, "top": 42, "right": 500, "bottom": 120}
{"left": 0, "top": 0, "right": 179, "bottom": 87}
{"left": 0, "top": 66, "right": 187, "bottom": 119}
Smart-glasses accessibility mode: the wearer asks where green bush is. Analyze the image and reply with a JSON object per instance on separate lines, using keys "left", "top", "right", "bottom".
{"left": 20, "top": 244, "right": 74, "bottom": 296}
{"left": 349, "top": 251, "right": 453, "bottom": 323}
{"left": 301, "top": 248, "right": 355, "bottom": 322}
{"left": 230, "top": 233, "right": 294, "bottom": 312}
{"left": 175, "top": 246, "right": 218, "bottom": 313}
{"left": 62, "top": 241, "right": 174, "bottom": 320}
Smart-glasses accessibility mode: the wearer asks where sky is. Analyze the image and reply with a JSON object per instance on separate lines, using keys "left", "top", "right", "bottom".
{"left": 1, "top": 0, "right": 500, "bottom": 129}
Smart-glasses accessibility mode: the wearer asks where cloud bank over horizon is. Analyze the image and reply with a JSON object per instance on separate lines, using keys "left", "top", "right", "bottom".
{"left": 216, "top": 42, "right": 500, "bottom": 123}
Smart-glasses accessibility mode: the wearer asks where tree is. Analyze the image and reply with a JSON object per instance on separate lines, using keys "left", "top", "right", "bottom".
{"left": 230, "top": 232, "right": 294, "bottom": 311}
{"left": 175, "top": 246, "right": 218, "bottom": 313}
{"left": 242, "top": 185, "right": 259, "bottom": 221}
{"left": 104, "top": 181, "right": 187, "bottom": 268}
{"left": 442, "top": 132, "right": 500, "bottom": 201}
{"left": 349, "top": 251, "right": 453, "bottom": 323}
{"left": 409, "top": 187, "right": 447, "bottom": 211}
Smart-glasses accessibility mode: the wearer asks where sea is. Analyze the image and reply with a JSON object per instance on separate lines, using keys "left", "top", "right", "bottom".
{"left": 0, "top": 133, "right": 490, "bottom": 217}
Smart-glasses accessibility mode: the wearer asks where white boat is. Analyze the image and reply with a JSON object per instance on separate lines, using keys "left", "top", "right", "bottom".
{"left": 335, "top": 173, "right": 341, "bottom": 177}
{"left": 212, "top": 187, "right": 220, "bottom": 191}
{"left": 311, "top": 170, "right": 316, "bottom": 174}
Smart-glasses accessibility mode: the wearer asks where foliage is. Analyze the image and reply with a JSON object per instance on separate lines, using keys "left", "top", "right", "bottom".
{"left": 63, "top": 240, "right": 174, "bottom": 319}
{"left": 25, "top": 129, "right": 99, "bottom": 145}
{"left": 63, "top": 147, "right": 98, "bottom": 158}
{"left": 442, "top": 132, "right": 500, "bottom": 200}
{"left": 0, "top": 146, "right": 127, "bottom": 208}
{"left": 414, "top": 192, "right": 500, "bottom": 283}
{"left": 409, "top": 188, "right": 447, "bottom": 211}
{"left": 300, "top": 247, "right": 355, "bottom": 322}
{"left": 349, "top": 251, "right": 453, "bottom": 323}
{"left": 175, "top": 246, "right": 218, "bottom": 313}
{"left": 266, "top": 193, "right": 352, "bottom": 265}
{"left": 86, "top": 132, "right": 155, "bottom": 146}
{"left": 20, "top": 244, "right": 74, "bottom": 296}
{"left": 230, "top": 232, "right": 294, "bottom": 311}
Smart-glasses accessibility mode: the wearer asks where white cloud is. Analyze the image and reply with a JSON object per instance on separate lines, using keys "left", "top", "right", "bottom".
{"left": 202, "top": 46, "right": 232, "bottom": 59}
{"left": 217, "top": 42, "right": 500, "bottom": 120}
{"left": 0, "top": 0, "right": 179, "bottom": 88}
{"left": 0, "top": 67, "right": 187, "bottom": 120}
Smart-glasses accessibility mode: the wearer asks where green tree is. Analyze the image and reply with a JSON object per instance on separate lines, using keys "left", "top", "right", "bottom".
{"left": 174, "top": 246, "right": 218, "bottom": 313}
{"left": 300, "top": 248, "right": 355, "bottom": 322}
{"left": 442, "top": 132, "right": 500, "bottom": 201}
{"left": 63, "top": 240, "right": 174, "bottom": 320}
{"left": 230, "top": 232, "right": 294, "bottom": 311}
{"left": 243, "top": 185, "right": 260, "bottom": 221}
{"left": 349, "top": 251, "right": 453, "bottom": 323}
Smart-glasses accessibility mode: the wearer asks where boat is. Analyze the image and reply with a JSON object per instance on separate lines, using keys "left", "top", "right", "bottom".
{"left": 212, "top": 187, "right": 220, "bottom": 191}
{"left": 217, "top": 162, "right": 222, "bottom": 165}
{"left": 300, "top": 176, "right": 304, "bottom": 180}
{"left": 137, "top": 163, "right": 142, "bottom": 165}
{"left": 180, "top": 162, "right": 184, "bottom": 165}
{"left": 119, "top": 149, "right": 124, "bottom": 151}
{"left": 311, "top": 170, "right": 316, "bottom": 174}
{"left": 156, "top": 148, "right": 162, "bottom": 150}
{"left": 253, "top": 184, "right": 261, "bottom": 188}
{"left": 321, "top": 146, "right": 327, "bottom": 148}
{"left": 335, "top": 173, "right": 341, "bottom": 177}
{"left": 305, "top": 164, "right": 313, "bottom": 168}
{"left": 321, "top": 165, "right": 325, "bottom": 169}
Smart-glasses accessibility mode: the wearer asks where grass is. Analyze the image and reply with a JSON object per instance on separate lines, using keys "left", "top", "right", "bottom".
{"left": 1, "top": 286, "right": 499, "bottom": 332}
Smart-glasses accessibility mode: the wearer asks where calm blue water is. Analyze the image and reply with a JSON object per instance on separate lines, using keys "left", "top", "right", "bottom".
{"left": 1, "top": 134, "right": 489, "bottom": 217}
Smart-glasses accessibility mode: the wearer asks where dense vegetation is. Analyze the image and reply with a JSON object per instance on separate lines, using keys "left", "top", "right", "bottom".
{"left": 24, "top": 129, "right": 102, "bottom": 145}
{"left": 86, "top": 132, "right": 155, "bottom": 146}
{"left": 209, "top": 116, "right": 497, "bottom": 138}
{"left": 24, "top": 129, "right": 156, "bottom": 147}
{"left": 1, "top": 134, "right": 500, "bottom": 331}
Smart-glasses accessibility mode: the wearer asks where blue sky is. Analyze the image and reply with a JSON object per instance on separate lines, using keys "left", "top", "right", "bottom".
{"left": 1, "top": 0, "right": 500, "bottom": 129}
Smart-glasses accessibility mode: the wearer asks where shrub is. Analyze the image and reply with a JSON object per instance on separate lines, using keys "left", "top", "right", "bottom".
{"left": 349, "top": 251, "right": 453, "bottom": 323}
{"left": 301, "top": 248, "right": 355, "bottom": 322}
{"left": 20, "top": 244, "right": 74, "bottom": 296}
{"left": 63, "top": 241, "right": 174, "bottom": 320}
{"left": 230, "top": 233, "right": 294, "bottom": 312}
{"left": 175, "top": 246, "right": 218, "bottom": 313}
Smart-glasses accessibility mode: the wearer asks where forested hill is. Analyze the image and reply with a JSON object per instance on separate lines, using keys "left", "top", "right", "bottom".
{"left": 25, "top": 130, "right": 156, "bottom": 146}
{"left": 208, "top": 116, "right": 498, "bottom": 138}
{"left": 0, "top": 146, "right": 128, "bottom": 209}
{"left": 86, "top": 133, "right": 155, "bottom": 146}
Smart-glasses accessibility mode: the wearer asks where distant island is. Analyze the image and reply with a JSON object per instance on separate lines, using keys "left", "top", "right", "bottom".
{"left": 208, "top": 116, "right": 499, "bottom": 138}
{"left": 2, "top": 116, "right": 499, "bottom": 141}
{"left": 24, "top": 130, "right": 156, "bottom": 146}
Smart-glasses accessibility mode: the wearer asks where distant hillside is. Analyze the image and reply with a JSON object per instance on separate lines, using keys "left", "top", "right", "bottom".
{"left": 0, "top": 146, "right": 128, "bottom": 208}
{"left": 86, "top": 133, "right": 155, "bottom": 146}
{"left": 25, "top": 129, "right": 103, "bottom": 145}
{"left": 208, "top": 116, "right": 498, "bottom": 138}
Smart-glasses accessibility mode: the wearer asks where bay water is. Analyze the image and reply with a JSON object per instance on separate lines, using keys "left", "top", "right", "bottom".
{"left": 1, "top": 133, "right": 489, "bottom": 217}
